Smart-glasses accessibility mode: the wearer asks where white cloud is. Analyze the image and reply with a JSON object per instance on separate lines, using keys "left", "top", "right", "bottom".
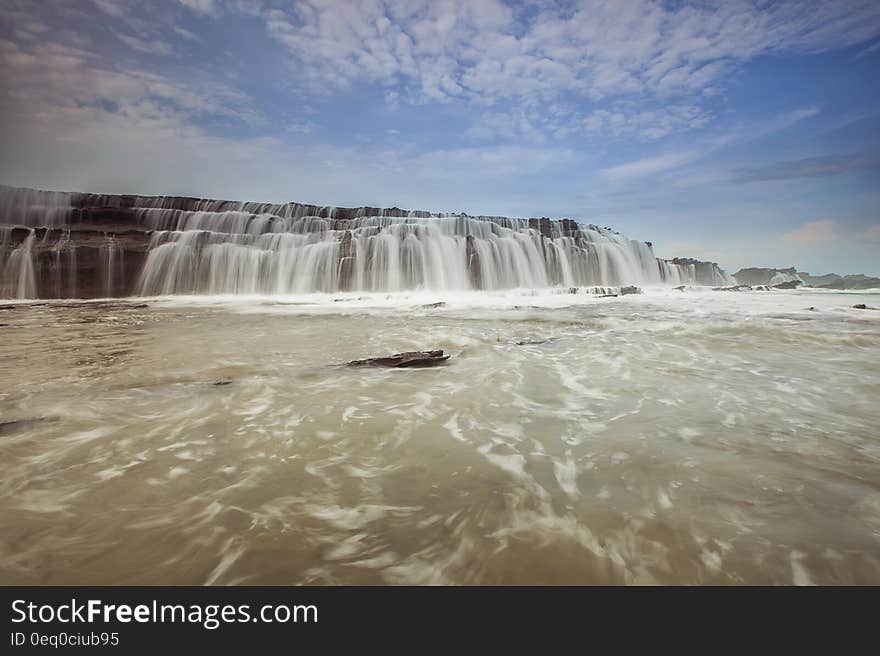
{"left": 5, "top": 1, "right": 875, "bottom": 152}
{"left": 783, "top": 219, "right": 840, "bottom": 244}
{"left": 599, "top": 105, "right": 822, "bottom": 181}
{"left": 863, "top": 224, "right": 880, "bottom": 242}
{"left": 856, "top": 40, "right": 880, "bottom": 58}
{"left": 246, "top": 1, "right": 880, "bottom": 144}
{"left": 89, "top": 0, "right": 127, "bottom": 18}
{"left": 0, "top": 25, "right": 260, "bottom": 140}
{"left": 116, "top": 33, "right": 173, "bottom": 56}
{"left": 261, "top": 1, "right": 879, "bottom": 110}
{"left": 179, "top": 0, "right": 217, "bottom": 15}
{"left": 601, "top": 151, "right": 700, "bottom": 181}
{"left": 583, "top": 104, "right": 711, "bottom": 141}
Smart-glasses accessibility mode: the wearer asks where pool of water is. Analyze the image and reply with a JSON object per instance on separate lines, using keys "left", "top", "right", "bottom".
{"left": 1, "top": 287, "right": 878, "bottom": 584}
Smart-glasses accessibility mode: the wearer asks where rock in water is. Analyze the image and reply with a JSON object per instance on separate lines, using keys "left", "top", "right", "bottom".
{"left": 853, "top": 304, "right": 867, "bottom": 309}
{"left": 421, "top": 302, "right": 446, "bottom": 309}
{"left": 0, "top": 416, "right": 60, "bottom": 436}
{"left": 346, "top": 350, "right": 450, "bottom": 368}
{"left": 772, "top": 280, "right": 801, "bottom": 289}
{"left": 620, "top": 286, "right": 642, "bottom": 295}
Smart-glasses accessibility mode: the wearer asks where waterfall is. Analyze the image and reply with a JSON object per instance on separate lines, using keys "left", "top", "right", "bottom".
{"left": 100, "top": 236, "right": 124, "bottom": 298}
{"left": 0, "top": 185, "right": 732, "bottom": 298}
{"left": 1, "top": 227, "right": 37, "bottom": 298}
{"left": 134, "top": 216, "right": 692, "bottom": 294}
{"left": 50, "top": 230, "right": 77, "bottom": 298}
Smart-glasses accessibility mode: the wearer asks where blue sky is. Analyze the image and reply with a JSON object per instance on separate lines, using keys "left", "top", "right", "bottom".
{"left": 1, "top": 0, "right": 879, "bottom": 275}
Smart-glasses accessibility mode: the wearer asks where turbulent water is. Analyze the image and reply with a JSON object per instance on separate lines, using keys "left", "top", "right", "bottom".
{"left": 1, "top": 288, "right": 878, "bottom": 584}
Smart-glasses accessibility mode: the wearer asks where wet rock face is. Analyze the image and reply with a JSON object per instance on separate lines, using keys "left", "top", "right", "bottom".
{"left": 559, "top": 219, "right": 581, "bottom": 237}
{"left": 338, "top": 230, "right": 355, "bottom": 291}
{"left": 465, "top": 234, "right": 481, "bottom": 289}
{"left": 1, "top": 225, "right": 150, "bottom": 298}
{"left": 733, "top": 266, "right": 800, "bottom": 286}
{"left": 346, "top": 350, "right": 450, "bottom": 368}
{"left": 527, "top": 217, "right": 554, "bottom": 239}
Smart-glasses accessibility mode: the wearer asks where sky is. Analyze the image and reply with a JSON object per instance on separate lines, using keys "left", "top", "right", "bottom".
{"left": 1, "top": 0, "right": 879, "bottom": 275}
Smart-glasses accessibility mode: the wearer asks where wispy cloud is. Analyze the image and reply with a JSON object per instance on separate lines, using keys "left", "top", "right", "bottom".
{"left": 178, "top": 0, "right": 217, "bottom": 16}
{"left": 855, "top": 39, "right": 880, "bottom": 58}
{"left": 784, "top": 219, "right": 840, "bottom": 244}
{"left": 261, "top": 1, "right": 880, "bottom": 104}
{"left": 583, "top": 104, "right": 712, "bottom": 142}
{"left": 258, "top": 1, "right": 879, "bottom": 139}
{"left": 599, "top": 105, "right": 823, "bottom": 181}
{"left": 116, "top": 32, "right": 173, "bottom": 56}
{"left": 733, "top": 153, "right": 880, "bottom": 183}
{"left": 600, "top": 151, "right": 700, "bottom": 181}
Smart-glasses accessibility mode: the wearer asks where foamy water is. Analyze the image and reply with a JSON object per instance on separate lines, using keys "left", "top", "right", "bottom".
{"left": 1, "top": 287, "right": 878, "bottom": 584}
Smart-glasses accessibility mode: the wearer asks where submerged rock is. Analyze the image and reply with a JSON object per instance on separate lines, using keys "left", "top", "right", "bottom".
{"left": 598, "top": 293, "right": 618, "bottom": 298}
{"left": 713, "top": 284, "right": 752, "bottom": 292}
{"left": 674, "top": 285, "right": 686, "bottom": 291}
{"left": 853, "top": 303, "right": 867, "bottom": 309}
{"left": 421, "top": 302, "right": 446, "bottom": 309}
{"left": 0, "top": 416, "right": 59, "bottom": 435}
{"left": 620, "top": 286, "right": 642, "bottom": 295}
{"left": 772, "top": 280, "right": 802, "bottom": 290}
{"left": 346, "top": 350, "right": 450, "bottom": 368}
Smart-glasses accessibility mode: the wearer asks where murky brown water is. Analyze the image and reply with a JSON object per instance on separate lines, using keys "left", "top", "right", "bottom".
{"left": 1, "top": 289, "right": 879, "bottom": 584}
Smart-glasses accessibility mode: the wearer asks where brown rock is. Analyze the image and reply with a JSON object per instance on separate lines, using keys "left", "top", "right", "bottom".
{"left": 346, "top": 350, "right": 450, "bottom": 368}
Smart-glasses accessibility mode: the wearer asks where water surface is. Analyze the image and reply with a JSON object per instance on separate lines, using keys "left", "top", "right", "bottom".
{"left": 1, "top": 288, "right": 878, "bottom": 584}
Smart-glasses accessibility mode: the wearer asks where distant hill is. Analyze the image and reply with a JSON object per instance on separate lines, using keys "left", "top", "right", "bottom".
{"left": 798, "top": 272, "right": 880, "bottom": 290}
{"left": 733, "top": 267, "right": 880, "bottom": 289}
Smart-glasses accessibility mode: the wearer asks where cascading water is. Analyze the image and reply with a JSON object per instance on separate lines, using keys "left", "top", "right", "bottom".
{"left": 49, "top": 230, "right": 77, "bottom": 298}
{"left": 1, "top": 226, "right": 37, "bottom": 298}
{"left": 0, "top": 185, "right": 732, "bottom": 298}
{"left": 100, "top": 236, "right": 124, "bottom": 298}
